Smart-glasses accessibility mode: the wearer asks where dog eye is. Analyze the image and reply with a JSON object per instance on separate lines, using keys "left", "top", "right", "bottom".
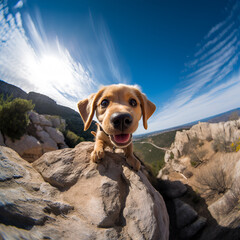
{"left": 101, "top": 99, "right": 109, "bottom": 108}
{"left": 129, "top": 98, "right": 137, "bottom": 107}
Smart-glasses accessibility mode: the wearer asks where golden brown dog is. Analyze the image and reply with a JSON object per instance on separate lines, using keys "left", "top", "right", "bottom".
{"left": 77, "top": 84, "right": 156, "bottom": 171}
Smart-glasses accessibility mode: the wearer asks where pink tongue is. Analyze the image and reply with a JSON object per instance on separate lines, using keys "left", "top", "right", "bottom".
{"left": 114, "top": 134, "right": 130, "bottom": 143}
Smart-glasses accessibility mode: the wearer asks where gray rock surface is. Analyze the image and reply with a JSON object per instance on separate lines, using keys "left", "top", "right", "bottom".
{"left": 0, "top": 143, "right": 169, "bottom": 240}
{"left": 157, "top": 180, "right": 187, "bottom": 199}
{"left": 180, "top": 216, "right": 207, "bottom": 239}
{"left": 44, "top": 126, "right": 65, "bottom": 144}
{"left": 174, "top": 198, "right": 198, "bottom": 229}
{"left": 3, "top": 111, "right": 67, "bottom": 162}
{"left": 5, "top": 135, "right": 42, "bottom": 162}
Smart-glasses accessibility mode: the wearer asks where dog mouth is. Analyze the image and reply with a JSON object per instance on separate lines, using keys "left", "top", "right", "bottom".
{"left": 110, "top": 134, "right": 132, "bottom": 147}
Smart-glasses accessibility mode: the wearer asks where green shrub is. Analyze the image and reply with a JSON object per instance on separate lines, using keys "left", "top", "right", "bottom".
{"left": 64, "top": 130, "right": 84, "bottom": 148}
{"left": 0, "top": 98, "right": 34, "bottom": 140}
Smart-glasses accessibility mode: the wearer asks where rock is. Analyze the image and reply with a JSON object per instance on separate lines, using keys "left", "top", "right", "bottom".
{"left": 171, "top": 159, "right": 186, "bottom": 173}
{"left": 36, "top": 130, "right": 58, "bottom": 152}
{"left": 35, "top": 125, "right": 43, "bottom": 131}
{"left": 0, "top": 143, "right": 169, "bottom": 239}
{"left": 174, "top": 199, "right": 198, "bottom": 229}
{"left": 0, "top": 149, "right": 26, "bottom": 181}
{"left": 44, "top": 126, "right": 65, "bottom": 145}
{"left": 207, "top": 151, "right": 240, "bottom": 226}
{"left": 38, "top": 115, "right": 52, "bottom": 127}
{"left": 49, "top": 116, "right": 61, "bottom": 128}
{"left": 29, "top": 111, "right": 40, "bottom": 125}
{"left": 0, "top": 132, "right": 5, "bottom": 146}
{"left": 174, "top": 131, "right": 189, "bottom": 156}
{"left": 180, "top": 216, "right": 207, "bottom": 239}
{"left": 157, "top": 180, "right": 187, "bottom": 199}
{"left": 164, "top": 150, "right": 172, "bottom": 163}
{"left": 33, "top": 146, "right": 86, "bottom": 189}
{"left": 0, "top": 187, "right": 50, "bottom": 228}
{"left": 0, "top": 224, "right": 42, "bottom": 240}
{"left": 5, "top": 135, "right": 42, "bottom": 162}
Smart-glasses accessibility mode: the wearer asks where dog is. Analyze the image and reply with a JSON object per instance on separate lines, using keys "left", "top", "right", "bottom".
{"left": 77, "top": 84, "right": 156, "bottom": 171}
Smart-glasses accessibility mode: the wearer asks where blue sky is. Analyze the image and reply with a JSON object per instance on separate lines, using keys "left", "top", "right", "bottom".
{"left": 0, "top": 0, "right": 240, "bottom": 134}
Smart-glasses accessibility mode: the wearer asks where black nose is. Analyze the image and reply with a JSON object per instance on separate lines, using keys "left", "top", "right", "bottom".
{"left": 110, "top": 112, "right": 133, "bottom": 131}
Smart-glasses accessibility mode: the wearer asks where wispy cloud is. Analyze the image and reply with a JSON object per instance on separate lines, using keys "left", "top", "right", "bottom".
{"left": 89, "top": 13, "right": 128, "bottom": 84}
{"left": 0, "top": 1, "right": 128, "bottom": 110}
{"left": 139, "top": 0, "right": 240, "bottom": 134}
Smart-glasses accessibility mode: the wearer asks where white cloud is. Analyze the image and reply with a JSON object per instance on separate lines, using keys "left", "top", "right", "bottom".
{"left": 13, "top": 0, "right": 23, "bottom": 9}
{"left": 137, "top": 1, "right": 240, "bottom": 134}
{"left": 0, "top": 2, "right": 108, "bottom": 110}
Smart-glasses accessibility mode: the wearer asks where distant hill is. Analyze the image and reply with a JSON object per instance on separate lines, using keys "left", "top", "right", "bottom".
{"left": 0, "top": 80, "right": 95, "bottom": 141}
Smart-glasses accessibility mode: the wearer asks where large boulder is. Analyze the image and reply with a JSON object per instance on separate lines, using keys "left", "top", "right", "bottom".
{"left": 0, "top": 143, "right": 169, "bottom": 240}
{"left": 5, "top": 135, "right": 42, "bottom": 162}
{"left": 174, "top": 199, "right": 198, "bottom": 229}
{"left": 36, "top": 130, "right": 58, "bottom": 152}
{"left": 44, "top": 126, "right": 65, "bottom": 145}
{"left": 29, "top": 111, "right": 40, "bottom": 125}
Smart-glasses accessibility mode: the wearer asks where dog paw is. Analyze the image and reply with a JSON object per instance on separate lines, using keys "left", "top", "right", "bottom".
{"left": 91, "top": 149, "right": 105, "bottom": 163}
{"left": 126, "top": 155, "right": 141, "bottom": 171}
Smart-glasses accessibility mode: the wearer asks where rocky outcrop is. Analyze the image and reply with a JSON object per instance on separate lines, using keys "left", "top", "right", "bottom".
{"left": 1, "top": 111, "right": 67, "bottom": 162}
{"left": 164, "top": 120, "right": 240, "bottom": 165}
{"left": 5, "top": 135, "right": 42, "bottom": 162}
{"left": 206, "top": 152, "right": 240, "bottom": 227}
{"left": 0, "top": 80, "right": 96, "bottom": 142}
{"left": 158, "top": 120, "right": 240, "bottom": 239}
{"left": 157, "top": 180, "right": 207, "bottom": 239}
{"left": 0, "top": 143, "right": 169, "bottom": 240}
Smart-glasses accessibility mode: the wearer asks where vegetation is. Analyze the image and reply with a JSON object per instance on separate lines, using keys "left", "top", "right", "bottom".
{"left": 133, "top": 130, "right": 177, "bottom": 176}
{"left": 146, "top": 130, "right": 177, "bottom": 148}
{"left": 231, "top": 138, "right": 240, "bottom": 152}
{"left": 182, "top": 136, "right": 206, "bottom": 167}
{"left": 0, "top": 95, "right": 34, "bottom": 140}
{"left": 133, "top": 142, "right": 165, "bottom": 176}
{"left": 212, "top": 133, "right": 232, "bottom": 153}
{"left": 196, "top": 160, "right": 232, "bottom": 200}
{"left": 63, "top": 130, "right": 84, "bottom": 148}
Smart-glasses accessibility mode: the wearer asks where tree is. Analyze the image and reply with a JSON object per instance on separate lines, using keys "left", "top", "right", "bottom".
{"left": 0, "top": 98, "right": 34, "bottom": 140}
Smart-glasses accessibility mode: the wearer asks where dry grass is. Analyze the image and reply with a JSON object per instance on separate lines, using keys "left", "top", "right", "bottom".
{"left": 212, "top": 133, "right": 232, "bottom": 153}
{"left": 182, "top": 136, "right": 208, "bottom": 167}
{"left": 195, "top": 155, "right": 236, "bottom": 201}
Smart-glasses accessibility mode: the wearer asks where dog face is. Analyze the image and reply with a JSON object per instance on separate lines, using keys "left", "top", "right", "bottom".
{"left": 78, "top": 84, "right": 156, "bottom": 147}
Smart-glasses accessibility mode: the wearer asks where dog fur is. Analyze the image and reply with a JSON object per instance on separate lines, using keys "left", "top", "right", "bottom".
{"left": 77, "top": 84, "right": 156, "bottom": 171}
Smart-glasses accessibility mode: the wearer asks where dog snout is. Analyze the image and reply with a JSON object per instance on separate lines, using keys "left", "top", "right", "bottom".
{"left": 110, "top": 112, "right": 133, "bottom": 131}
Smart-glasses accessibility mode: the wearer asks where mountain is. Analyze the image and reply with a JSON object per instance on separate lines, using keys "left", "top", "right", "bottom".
{"left": 0, "top": 80, "right": 95, "bottom": 141}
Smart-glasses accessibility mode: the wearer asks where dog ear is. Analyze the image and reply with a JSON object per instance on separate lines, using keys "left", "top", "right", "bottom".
{"left": 136, "top": 90, "right": 156, "bottom": 129}
{"left": 77, "top": 90, "right": 103, "bottom": 131}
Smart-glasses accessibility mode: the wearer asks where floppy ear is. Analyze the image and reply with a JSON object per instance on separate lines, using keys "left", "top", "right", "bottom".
{"left": 136, "top": 90, "right": 156, "bottom": 130}
{"left": 77, "top": 90, "right": 103, "bottom": 131}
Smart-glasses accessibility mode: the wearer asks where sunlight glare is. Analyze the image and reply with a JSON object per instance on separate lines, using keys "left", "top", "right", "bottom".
{"left": 26, "top": 52, "right": 74, "bottom": 95}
